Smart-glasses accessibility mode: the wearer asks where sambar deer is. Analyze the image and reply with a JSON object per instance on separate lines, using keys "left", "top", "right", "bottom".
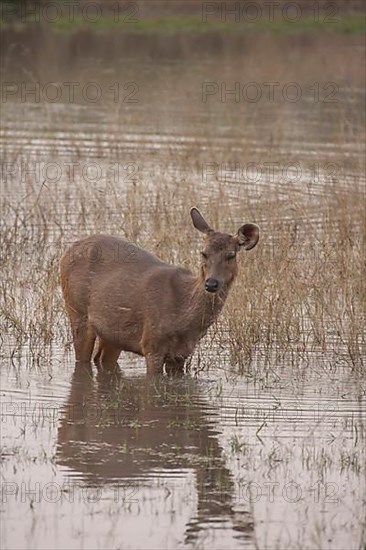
{"left": 60, "top": 208, "right": 259, "bottom": 373}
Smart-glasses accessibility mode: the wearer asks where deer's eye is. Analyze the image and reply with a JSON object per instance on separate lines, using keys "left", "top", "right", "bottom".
{"left": 201, "top": 251, "right": 208, "bottom": 260}
{"left": 226, "top": 252, "right": 236, "bottom": 261}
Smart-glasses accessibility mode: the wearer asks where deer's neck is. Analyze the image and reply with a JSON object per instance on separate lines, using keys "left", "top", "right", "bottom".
{"left": 187, "top": 275, "right": 231, "bottom": 335}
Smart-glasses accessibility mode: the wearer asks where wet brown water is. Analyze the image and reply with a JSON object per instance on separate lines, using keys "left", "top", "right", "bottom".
{"left": 1, "top": 31, "right": 366, "bottom": 550}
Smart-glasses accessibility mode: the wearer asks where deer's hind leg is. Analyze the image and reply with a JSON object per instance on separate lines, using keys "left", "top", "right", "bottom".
{"left": 66, "top": 307, "right": 96, "bottom": 363}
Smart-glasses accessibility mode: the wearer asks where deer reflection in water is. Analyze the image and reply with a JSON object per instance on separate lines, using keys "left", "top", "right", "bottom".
{"left": 56, "top": 364, "right": 254, "bottom": 545}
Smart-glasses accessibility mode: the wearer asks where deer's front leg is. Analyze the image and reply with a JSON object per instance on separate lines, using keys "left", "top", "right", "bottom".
{"left": 145, "top": 352, "right": 165, "bottom": 375}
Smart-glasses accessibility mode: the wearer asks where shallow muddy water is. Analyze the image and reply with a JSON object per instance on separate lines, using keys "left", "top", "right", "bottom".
{"left": 1, "top": 350, "right": 365, "bottom": 550}
{"left": 1, "top": 30, "right": 365, "bottom": 550}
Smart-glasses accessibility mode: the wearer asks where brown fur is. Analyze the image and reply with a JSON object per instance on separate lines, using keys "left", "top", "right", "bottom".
{"left": 60, "top": 208, "right": 259, "bottom": 374}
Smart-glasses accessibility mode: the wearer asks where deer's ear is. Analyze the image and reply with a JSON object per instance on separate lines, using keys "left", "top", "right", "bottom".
{"left": 190, "top": 207, "right": 212, "bottom": 234}
{"left": 237, "top": 224, "right": 260, "bottom": 250}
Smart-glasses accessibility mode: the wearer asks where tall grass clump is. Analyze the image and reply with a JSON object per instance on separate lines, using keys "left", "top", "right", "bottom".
{"left": 0, "top": 159, "right": 364, "bottom": 371}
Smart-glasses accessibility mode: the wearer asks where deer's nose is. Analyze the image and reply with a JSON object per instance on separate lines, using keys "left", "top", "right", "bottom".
{"left": 205, "top": 278, "right": 219, "bottom": 293}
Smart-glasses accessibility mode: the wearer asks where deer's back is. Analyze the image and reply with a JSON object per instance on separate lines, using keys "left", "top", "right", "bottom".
{"left": 61, "top": 235, "right": 164, "bottom": 311}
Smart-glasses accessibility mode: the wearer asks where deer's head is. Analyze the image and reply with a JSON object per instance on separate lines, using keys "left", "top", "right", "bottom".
{"left": 191, "top": 207, "right": 259, "bottom": 294}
